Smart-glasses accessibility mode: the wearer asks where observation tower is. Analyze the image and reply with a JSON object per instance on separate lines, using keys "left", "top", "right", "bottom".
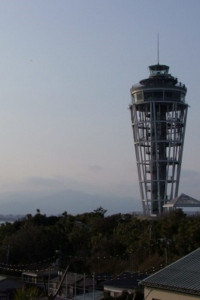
{"left": 129, "top": 64, "right": 188, "bottom": 216}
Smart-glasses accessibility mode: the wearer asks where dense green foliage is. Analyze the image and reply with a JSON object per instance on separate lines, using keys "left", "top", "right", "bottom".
{"left": 0, "top": 208, "right": 200, "bottom": 275}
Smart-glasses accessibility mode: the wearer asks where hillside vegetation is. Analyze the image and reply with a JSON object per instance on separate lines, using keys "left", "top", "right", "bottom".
{"left": 0, "top": 208, "right": 199, "bottom": 275}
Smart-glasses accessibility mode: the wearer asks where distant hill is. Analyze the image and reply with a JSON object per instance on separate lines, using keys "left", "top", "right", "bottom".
{"left": 0, "top": 188, "right": 141, "bottom": 216}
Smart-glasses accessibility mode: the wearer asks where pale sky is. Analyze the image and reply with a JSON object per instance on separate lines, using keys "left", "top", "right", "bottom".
{"left": 0, "top": 0, "right": 199, "bottom": 215}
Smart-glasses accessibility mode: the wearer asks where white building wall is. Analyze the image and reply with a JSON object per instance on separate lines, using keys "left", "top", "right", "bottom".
{"left": 144, "top": 287, "right": 200, "bottom": 300}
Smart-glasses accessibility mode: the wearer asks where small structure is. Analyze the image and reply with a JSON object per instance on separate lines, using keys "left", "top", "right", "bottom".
{"left": 103, "top": 272, "right": 148, "bottom": 298}
{"left": 163, "top": 193, "right": 200, "bottom": 211}
{"left": 140, "top": 247, "right": 200, "bottom": 300}
{"left": 49, "top": 272, "right": 98, "bottom": 299}
{"left": 22, "top": 269, "right": 58, "bottom": 287}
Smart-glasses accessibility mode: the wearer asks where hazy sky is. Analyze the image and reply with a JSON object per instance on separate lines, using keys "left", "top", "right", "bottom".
{"left": 0, "top": 0, "right": 199, "bottom": 215}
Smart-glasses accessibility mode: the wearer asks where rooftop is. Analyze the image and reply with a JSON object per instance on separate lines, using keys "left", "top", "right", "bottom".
{"left": 140, "top": 248, "right": 200, "bottom": 296}
{"left": 104, "top": 272, "right": 148, "bottom": 290}
{"left": 163, "top": 193, "right": 200, "bottom": 208}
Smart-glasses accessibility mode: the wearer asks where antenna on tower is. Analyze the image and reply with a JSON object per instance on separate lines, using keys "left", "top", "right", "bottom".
{"left": 157, "top": 33, "right": 160, "bottom": 64}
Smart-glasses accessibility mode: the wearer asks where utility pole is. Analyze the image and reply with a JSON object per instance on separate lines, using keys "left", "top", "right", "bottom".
{"left": 44, "top": 265, "right": 70, "bottom": 300}
{"left": 6, "top": 245, "right": 10, "bottom": 264}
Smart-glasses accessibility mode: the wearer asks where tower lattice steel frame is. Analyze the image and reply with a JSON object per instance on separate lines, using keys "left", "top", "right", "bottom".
{"left": 129, "top": 64, "right": 188, "bottom": 216}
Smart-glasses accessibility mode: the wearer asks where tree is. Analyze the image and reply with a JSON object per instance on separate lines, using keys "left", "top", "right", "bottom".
{"left": 14, "top": 286, "right": 43, "bottom": 300}
{"left": 93, "top": 207, "right": 107, "bottom": 217}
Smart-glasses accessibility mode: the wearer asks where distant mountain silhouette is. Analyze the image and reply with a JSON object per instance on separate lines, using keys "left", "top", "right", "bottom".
{"left": 0, "top": 189, "right": 141, "bottom": 215}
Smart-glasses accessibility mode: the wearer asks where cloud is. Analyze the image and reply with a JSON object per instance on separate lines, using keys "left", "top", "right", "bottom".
{"left": 24, "top": 176, "right": 64, "bottom": 188}
{"left": 181, "top": 169, "right": 200, "bottom": 179}
{"left": 179, "top": 169, "right": 200, "bottom": 199}
{"left": 88, "top": 165, "right": 103, "bottom": 173}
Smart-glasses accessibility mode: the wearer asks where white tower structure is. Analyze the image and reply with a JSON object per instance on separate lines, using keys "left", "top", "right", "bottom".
{"left": 129, "top": 64, "right": 188, "bottom": 216}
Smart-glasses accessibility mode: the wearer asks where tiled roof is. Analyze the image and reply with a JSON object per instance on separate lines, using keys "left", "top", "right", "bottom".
{"left": 140, "top": 248, "right": 200, "bottom": 295}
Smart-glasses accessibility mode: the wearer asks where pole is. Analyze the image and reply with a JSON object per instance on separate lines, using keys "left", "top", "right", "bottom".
{"left": 92, "top": 273, "right": 95, "bottom": 300}
{"left": 6, "top": 245, "right": 10, "bottom": 264}
{"left": 66, "top": 273, "right": 68, "bottom": 299}
{"left": 83, "top": 273, "right": 85, "bottom": 300}
{"left": 74, "top": 273, "right": 77, "bottom": 300}
{"left": 48, "top": 268, "right": 50, "bottom": 294}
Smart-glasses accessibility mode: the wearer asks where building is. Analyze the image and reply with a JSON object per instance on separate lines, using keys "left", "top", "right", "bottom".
{"left": 103, "top": 271, "right": 148, "bottom": 298}
{"left": 49, "top": 272, "right": 99, "bottom": 299}
{"left": 22, "top": 269, "right": 58, "bottom": 286}
{"left": 140, "top": 248, "right": 200, "bottom": 300}
{"left": 129, "top": 63, "right": 188, "bottom": 216}
{"left": 163, "top": 193, "right": 200, "bottom": 212}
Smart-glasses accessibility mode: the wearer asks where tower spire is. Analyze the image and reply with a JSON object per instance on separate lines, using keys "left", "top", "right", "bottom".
{"left": 157, "top": 33, "right": 160, "bottom": 64}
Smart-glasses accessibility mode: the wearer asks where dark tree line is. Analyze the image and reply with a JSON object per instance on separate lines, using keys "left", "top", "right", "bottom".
{"left": 0, "top": 208, "right": 200, "bottom": 275}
